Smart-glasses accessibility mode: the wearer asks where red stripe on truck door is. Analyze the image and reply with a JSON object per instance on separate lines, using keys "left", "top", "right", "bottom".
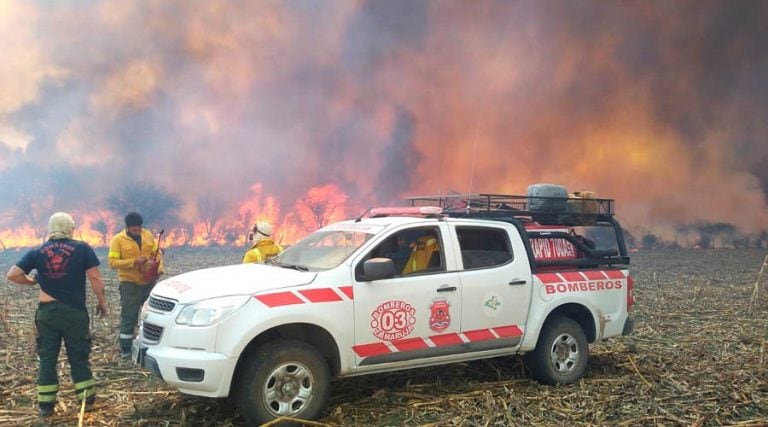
{"left": 392, "top": 337, "right": 430, "bottom": 352}
{"left": 493, "top": 325, "right": 523, "bottom": 338}
{"left": 429, "top": 333, "right": 464, "bottom": 346}
{"left": 463, "top": 328, "right": 496, "bottom": 342}
{"left": 353, "top": 342, "right": 390, "bottom": 357}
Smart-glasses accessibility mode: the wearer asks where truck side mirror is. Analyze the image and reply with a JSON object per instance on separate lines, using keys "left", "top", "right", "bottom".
{"left": 362, "top": 258, "right": 396, "bottom": 281}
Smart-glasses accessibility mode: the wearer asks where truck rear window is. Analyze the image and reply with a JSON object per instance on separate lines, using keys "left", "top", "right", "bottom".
{"left": 456, "top": 227, "right": 513, "bottom": 269}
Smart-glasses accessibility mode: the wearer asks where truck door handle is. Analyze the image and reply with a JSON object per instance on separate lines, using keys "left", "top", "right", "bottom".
{"left": 437, "top": 286, "right": 457, "bottom": 292}
{"left": 508, "top": 280, "right": 527, "bottom": 286}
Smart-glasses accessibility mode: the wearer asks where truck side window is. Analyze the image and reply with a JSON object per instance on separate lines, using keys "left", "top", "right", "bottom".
{"left": 356, "top": 227, "right": 444, "bottom": 279}
{"left": 401, "top": 229, "right": 443, "bottom": 275}
{"left": 456, "top": 227, "right": 513, "bottom": 269}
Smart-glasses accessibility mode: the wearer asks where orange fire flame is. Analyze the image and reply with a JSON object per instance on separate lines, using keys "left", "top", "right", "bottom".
{"left": 1, "top": 2, "right": 767, "bottom": 251}
{"left": 0, "top": 183, "right": 360, "bottom": 250}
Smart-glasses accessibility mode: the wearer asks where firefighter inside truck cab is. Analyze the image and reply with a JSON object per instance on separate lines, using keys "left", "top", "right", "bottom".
{"left": 358, "top": 228, "right": 441, "bottom": 278}
{"left": 402, "top": 231, "right": 441, "bottom": 274}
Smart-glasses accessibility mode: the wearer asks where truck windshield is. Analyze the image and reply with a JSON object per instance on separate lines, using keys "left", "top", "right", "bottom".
{"left": 273, "top": 229, "right": 375, "bottom": 271}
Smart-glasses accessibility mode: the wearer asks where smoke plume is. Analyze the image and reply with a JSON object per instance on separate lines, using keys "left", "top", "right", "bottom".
{"left": 1, "top": 0, "right": 767, "bottom": 244}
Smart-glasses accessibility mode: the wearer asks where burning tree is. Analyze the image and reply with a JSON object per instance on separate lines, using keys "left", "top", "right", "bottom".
{"left": 12, "top": 194, "right": 54, "bottom": 240}
{"left": 106, "top": 182, "right": 181, "bottom": 229}
{"left": 196, "top": 194, "right": 228, "bottom": 242}
{"left": 295, "top": 184, "right": 349, "bottom": 230}
{"left": 92, "top": 220, "right": 110, "bottom": 246}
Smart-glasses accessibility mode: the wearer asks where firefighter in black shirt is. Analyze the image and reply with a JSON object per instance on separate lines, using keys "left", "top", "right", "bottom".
{"left": 6, "top": 212, "right": 108, "bottom": 418}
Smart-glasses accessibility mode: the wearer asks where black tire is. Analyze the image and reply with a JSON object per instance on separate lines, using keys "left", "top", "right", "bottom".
{"left": 524, "top": 317, "right": 588, "bottom": 385}
{"left": 235, "top": 340, "right": 331, "bottom": 425}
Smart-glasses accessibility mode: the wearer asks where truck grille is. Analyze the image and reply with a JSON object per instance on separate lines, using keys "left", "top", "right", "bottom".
{"left": 148, "top": 296, "right": 176, "bottom": 312}
{"left": 142, "top": 322, "right": 164, "bottom": 343}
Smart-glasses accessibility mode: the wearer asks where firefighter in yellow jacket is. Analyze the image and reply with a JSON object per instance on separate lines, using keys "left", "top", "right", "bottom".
{"left": 243, "top": 221, "right": 283, "bottom": 263}
{"left": 108, "top": 212, "right": 164, "bottom": 359}
{"left": 402, "top": 233, "right": 441, "bottom": 274}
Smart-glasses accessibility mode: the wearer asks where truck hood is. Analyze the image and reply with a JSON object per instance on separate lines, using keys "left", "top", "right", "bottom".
{"left": 152, "top": 263, "right": 317, "bottom": 303}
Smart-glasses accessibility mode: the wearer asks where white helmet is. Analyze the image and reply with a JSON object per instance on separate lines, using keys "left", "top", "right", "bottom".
{"left": 253, "top": 221, "right": 273, "bottom": 237}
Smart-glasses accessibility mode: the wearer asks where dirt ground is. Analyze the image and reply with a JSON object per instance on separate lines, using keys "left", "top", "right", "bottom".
{"left": 1, "top": 247, "right": 767, "bottom": 426}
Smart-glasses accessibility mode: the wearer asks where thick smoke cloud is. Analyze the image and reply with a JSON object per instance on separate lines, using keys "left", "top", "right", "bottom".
{"left": 0, "top": 0, "right": 766, "bottom": 239}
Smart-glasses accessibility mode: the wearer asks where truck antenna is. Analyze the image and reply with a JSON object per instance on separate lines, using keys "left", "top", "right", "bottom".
{"left": 466, "top": 102, "right": 485, "bottom": 213}
{"left": 355, "top": 207, "right": 373, "bottom": 222}
{"left": 465, "top": 22, "right": 514, "bottom": 212}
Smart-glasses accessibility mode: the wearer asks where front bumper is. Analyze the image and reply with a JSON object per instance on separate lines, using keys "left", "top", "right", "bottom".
{"left": 132, "top": 341, "right": 163, "bottom": 379}
{"left": 132, "top": 339, "right": 236, "bottom": 397}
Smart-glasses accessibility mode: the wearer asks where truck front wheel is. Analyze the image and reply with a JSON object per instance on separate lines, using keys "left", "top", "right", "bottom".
{"left": 236, "top": 340, "right": 330, "bottom": 425}
{"left": 524, "top": 317, "right": 588, "bottom": 385}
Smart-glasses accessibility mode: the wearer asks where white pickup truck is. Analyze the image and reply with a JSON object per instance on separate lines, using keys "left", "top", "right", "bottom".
{"left": 133, "top": 192, "right": 635, "bottom": 425}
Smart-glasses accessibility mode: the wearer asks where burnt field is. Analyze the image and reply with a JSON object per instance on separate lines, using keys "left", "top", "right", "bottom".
{"left": 1, "top": 248, "right": 767, "bottom": 426}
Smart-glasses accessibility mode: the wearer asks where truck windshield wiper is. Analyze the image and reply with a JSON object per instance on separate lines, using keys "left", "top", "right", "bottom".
{"left": 274, "top": 261, "right": 309, "bottom": 271}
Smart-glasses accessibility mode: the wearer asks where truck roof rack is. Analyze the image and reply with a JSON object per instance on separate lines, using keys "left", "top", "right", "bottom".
{"left": 404, "top": 193, "right": 629, "bottom": 266}
{"left": 405, "top": 193, "right": 616, "bottom": 226}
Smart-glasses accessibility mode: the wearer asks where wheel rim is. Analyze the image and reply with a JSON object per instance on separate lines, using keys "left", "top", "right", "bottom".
{"left": 549, "top": 333, "right": 580, "bottom": 374}
{"left": 262, "top": 361, "right": 315, "bottom": 417}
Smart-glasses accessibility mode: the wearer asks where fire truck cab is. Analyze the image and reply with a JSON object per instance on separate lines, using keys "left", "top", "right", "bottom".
{"left": 132, "top": 188, "right": 634, "bottom": 425}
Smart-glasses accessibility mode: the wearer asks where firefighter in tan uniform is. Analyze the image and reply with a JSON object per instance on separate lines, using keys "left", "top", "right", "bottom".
{"left": 243, "top": 222, "right": 283, "bottom": 263}
{"left": 108, "top": 212, "right": 163, "bottom": 358}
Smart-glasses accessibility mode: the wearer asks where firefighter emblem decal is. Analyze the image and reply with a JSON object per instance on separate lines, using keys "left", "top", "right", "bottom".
{"left": 370, "top": 300, "right": 416, "bottom": 340}
{"left": 428, "top": 298, "right": 451, "bottom": 332}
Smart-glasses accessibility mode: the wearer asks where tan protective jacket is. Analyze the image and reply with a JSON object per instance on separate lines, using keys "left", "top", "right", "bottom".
{"left": 402, "top": 235, "right": 440, "bottom": 274}
{"left": 108, "top": 229, "right": 163, "bottom": 285}
{"left": 243, "top": 238, "right": 283, "bottom": 263}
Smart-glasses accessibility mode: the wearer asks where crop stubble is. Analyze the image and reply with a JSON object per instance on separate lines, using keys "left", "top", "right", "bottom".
{"left": 0, "top": 248, "right": 766, "bottom": 426}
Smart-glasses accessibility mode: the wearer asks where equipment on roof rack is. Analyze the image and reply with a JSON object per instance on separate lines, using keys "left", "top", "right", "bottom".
{"left": 527, "top": 183, "right": 568, "bottom": 213}
{"left": 406, "top": 184, "right": 615, "bottom": 227}
{"left": 405, "top": 184, "right": 629, "bottom": 267}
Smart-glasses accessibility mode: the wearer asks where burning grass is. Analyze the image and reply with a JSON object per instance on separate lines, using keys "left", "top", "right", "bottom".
{"left": 1, "top": 247, "right": 767, "bottom": 426}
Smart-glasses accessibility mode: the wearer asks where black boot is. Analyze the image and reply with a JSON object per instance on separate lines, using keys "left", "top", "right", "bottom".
{"left": 119, "top": 338, "right": 132, "bottom": 359}
{"left": 39, "top": 403, "right": 54, "bottom": 417}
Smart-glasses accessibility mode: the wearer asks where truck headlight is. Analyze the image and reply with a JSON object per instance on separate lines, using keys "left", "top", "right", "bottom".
{"left": 176, "top": 295, "right": 250, "bottom": 326}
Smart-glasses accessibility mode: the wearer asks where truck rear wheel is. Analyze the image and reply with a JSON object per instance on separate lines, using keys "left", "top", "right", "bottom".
{"left": 236, "top": 340, "right": 330, "bottom": 425}
{"left": 524, "top": 317, "right": 588, "bottom": 384}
